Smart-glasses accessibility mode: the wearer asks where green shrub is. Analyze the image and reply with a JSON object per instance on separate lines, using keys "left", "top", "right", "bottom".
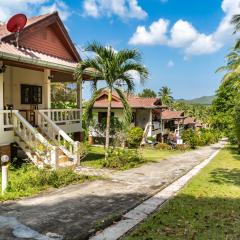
{"left": 155, "top": 143, "right": 172, "bottom": 150}
{"left": 1, "top": 164, "right": 97, "bottom": 201}
{"left": 127, "top": 127, "right": 144, "bottom": 148}
{"left": 102, "top": 148, "right": 144, "bottom": 170}
{"left": 182, "top": 129, "right": 221, "bottom": 149}
{"left": 182, "top": 129, "right": 199, "bottom": 149}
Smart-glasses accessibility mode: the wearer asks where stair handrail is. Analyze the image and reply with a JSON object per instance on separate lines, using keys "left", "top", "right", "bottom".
{"left": 141, "top": 122, "right": 150, "bottom": 145}
{"left": 36, "top": 110, "right": 80, "bottom": 164}
{"left": 12, "top": 111, "right": 58, "bottom": 168}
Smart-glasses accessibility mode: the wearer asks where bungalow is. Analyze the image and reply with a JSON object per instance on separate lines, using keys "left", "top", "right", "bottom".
{"left": 161, "top": 110, "right": 186, "bottom": 144}
{"left": 0, "top": 12, "right": 89, "bottom": 168}
{"left": 88, "top": 90, "right": 167, "bottom": 144}
{"left": 183, "top": 117, "right": 203, "bottom": 130}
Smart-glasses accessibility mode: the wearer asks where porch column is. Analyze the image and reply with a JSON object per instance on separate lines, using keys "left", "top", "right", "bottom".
{"left": 43, "top": 69, "right": 51, "bottom": 109}
{"left": 0, "top": 61, "right": 4, "bottom": 134}
{"left": 148, "top": 110, "right": 153, "bottom": 137}
{"left": 75, "top": 78, "right": 83, "bottom": 141}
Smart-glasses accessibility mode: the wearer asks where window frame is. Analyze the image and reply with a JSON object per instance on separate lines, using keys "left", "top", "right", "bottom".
{"left": 21, "top": 84, "right": 42, "bottom": 105}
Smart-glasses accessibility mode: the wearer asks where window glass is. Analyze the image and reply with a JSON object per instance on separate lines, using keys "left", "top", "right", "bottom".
{"left": 21, "top": 85, "right": 42, "bottom": 104}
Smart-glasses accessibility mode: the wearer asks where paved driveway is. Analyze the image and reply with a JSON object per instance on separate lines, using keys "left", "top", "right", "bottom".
{"left": 0, "top": 141, "right": 225, "bottom": 240}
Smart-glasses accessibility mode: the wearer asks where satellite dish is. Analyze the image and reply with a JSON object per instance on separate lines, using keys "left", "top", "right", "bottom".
{"left": 6, "top": 13, "right": 27, "bottom": 48}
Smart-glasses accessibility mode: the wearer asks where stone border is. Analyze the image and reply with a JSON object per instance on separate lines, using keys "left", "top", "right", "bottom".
{"left": 90, "top": 143, "right": 224, "bottom": 240}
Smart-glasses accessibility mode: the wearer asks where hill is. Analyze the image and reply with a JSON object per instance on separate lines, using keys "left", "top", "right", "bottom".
{"left": 177, "top": 96, "right": 214, "bottom": 105}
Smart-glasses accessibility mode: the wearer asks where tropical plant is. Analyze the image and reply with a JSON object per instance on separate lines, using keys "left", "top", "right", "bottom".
{"left": 102, "top": 148, "right": 144, "bottom": 170}
{"left": 75, "top": 42, "right": 148, "bottom": 153}
{"left": 212, "top": 14, "right": 240, "bottom": 150}
{"left": 51, "top": 83, "right": 76, "bottom": 108}
{"left": 231, "top": 14, "right": 240, "bottom": 49}
{"left": 158, "top": 86, "right": 173, "bottom": 106}
{"left": 127, "top": 127, "right": 144, "bottom": 148}
{"left": 138, "top": 88, "right": 157, "bottom": 98}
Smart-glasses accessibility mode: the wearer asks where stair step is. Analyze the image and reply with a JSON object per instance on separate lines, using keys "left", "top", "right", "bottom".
{"left": 58, "top": 161, "right": 75, "bottom": 168}
{"left": 58, "top": 155, "right": 69, "bottom": 163}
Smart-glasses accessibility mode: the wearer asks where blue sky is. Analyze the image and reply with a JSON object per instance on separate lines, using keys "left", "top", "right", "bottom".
{"left": 0, "top": 0, "right": 239, "bottom": 100}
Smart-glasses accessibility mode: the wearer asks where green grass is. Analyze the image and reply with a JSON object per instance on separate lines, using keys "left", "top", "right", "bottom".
{"left": 81, "top": 146, "right": 182, "bottom": 169}
{"left": 124, "top": 145, "right": 240, "bottom": 240}
{"left": 0, "top": 163, "right": 100, "bottom": 201}
{"left": 139, "top": 148, "right": 182, "bottom": 162}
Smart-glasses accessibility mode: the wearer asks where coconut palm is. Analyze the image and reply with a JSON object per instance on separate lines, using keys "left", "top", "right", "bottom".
{"left": 231, "top": 14, "right": 240, "bottom": 49}
{"left": 158, "top": 86, "right": 173, "bottom": 106}
{"left": 75, "top": 42, "right": 148, "bottom": 150}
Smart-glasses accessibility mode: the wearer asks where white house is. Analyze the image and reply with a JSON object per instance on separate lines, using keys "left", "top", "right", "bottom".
{"left": 89, "top": 90, "right": 167, "bottom": 144}
{"left": 0, "top": 12, "right": 88, "bottom": 168}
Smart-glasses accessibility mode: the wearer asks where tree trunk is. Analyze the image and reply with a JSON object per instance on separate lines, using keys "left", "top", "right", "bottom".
{"left": 105, "top": 88, "right": 112, "bottom": 152}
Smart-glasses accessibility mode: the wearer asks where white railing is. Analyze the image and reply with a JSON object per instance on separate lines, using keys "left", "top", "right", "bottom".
{"left": 36, "top": 110, "right": 80, "bottom": 165}
{"left": 12, "top": 111, "right": 58, "bottom": 168}
{"left": 38, "top": 109, "right": 81, "bottom": 125}
{"left": 0, "top": 110, "right": 18, "bottom": 131}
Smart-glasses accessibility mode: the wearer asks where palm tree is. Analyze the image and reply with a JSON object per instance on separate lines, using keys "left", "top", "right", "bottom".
{"left": 75, "top": 42, "right": 148, "bottom": 151}
{"left": 158, "top": 86, "right": 173, "bottom": 106}
{"left": 231, "top": 14, "right": 240, "bottom": 49}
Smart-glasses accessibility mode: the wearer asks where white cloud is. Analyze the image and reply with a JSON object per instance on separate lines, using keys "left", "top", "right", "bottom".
{"left": 83, "top": 0, "right": 147, "bottom": 20}
{"left": 0, "top": 0, "right": 47, "bottom": 21}
{"left": 128, "top": 70, "right": 141, "bottom": 83}
{"left": 129, "top": 0, "right": 240, "bottom": 56}
{"left": 167, "top": 60, "right": 174, "bottom": 67}
{"left": 129, "top": 19, "right": 169, "bottom": 45}
{"left": 83, "top": 0, "right": 99, "bottom": 17}
{"left": 168, "top": 20, "right": 198, "bottom": 47}
{"left": 39, "top": 0, "right": 70, "bottom": 20}
{"left": 0, "top": 0, "right": 70, "bottom": 22}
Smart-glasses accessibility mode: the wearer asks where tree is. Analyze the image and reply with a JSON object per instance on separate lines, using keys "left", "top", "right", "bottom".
{"left": 138, "top": 88, "right": 156, "bottom": 98}
{"left": 231, "top": 14, "right": 240, "bottom": 49}
{"left": 158, "top": 86, "right": 173, "bottom": 106}
{"left": 212, "top": 14, "right": 240, "bottom": 150}
{"left": 51, "top": 83, "right": 77, "bottom": 109}
{"left": 75, "top": 42, "right": 148, "bottom": 152}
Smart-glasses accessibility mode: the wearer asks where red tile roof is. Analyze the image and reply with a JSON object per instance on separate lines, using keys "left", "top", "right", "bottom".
{"left": 161, "top": 110, "right": 185, "bottom": 120}
{"left": 0, "top": 13, "right": 52, "bottom": 39}
{"left": 93, "top": 90, "right": 164, "bottom": 109}
{"left": 0, "top": 42, "right": 77, "bottom": 70}
{"left": 183, "top": 117, "right": 196, "bottom": 125}
{"left": 0, "top": 12, "right": 78, "bottom": 71}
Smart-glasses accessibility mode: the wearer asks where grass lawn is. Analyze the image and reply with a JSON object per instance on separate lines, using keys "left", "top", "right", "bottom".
{"left": 0, "top": 163, "right": 101, "bottom": 201}
{"left": 124, "top": 145, "right": 240, "bottom": 240}
{"left": 81, "top": 146, "right": 183, "bottom": 169}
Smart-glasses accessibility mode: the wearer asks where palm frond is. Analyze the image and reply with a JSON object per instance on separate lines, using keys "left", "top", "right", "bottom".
{"left": 119, "top": 63, "right": 149, "bottom": 85}
{"left": 114, "top": 87, "right": 132, "bottom": 125}
{"left": 231, "top": 14, "right": 240, "bottom": 34}
{"left": 116, "top": 49, "right": 141, "bottom": 64}
{"left": 234, "top": 38, "right": 240, "bottom": 50}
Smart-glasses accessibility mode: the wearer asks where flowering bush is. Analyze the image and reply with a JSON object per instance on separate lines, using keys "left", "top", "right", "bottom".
{"left": 102, "top": 148, "right": 144, "bottom": 170}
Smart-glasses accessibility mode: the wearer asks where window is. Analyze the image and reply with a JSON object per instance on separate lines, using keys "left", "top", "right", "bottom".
{"left": 21, "top": 85, "right": 42, "bottom": 104}
{"left": 98, "top": 112, "right": 114, "bottom": 123}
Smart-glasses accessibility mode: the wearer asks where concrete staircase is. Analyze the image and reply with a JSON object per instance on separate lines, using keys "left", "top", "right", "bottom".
{"left": 12, "top": 111, "right": 79, "bottom": 169}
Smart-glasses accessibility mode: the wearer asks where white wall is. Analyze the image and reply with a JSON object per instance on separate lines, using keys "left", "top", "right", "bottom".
{"left": 3, "top": 66, "right": 46, "bottom": 110}
{"left": 136, "top": 109, "right": 150, "bottom": 129}
{"left": 92, "top": 108, "right": 150, "bottom": 130}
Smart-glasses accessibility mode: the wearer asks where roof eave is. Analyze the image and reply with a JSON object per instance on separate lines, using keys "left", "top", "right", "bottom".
{"left": 0, "top": 51, "right": 75, "bottom": 73}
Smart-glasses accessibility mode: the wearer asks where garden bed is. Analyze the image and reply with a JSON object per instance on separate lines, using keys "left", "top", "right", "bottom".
{"left": 0, "top": 163, "right": 101, "bottom": 201}
{"left": 81, "top": 146, "right": 185, "bottom": 170}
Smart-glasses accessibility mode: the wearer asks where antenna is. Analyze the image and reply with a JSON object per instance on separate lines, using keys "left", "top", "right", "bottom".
{"left": 6, "top": 14, "right": 27, "bottom": 48}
